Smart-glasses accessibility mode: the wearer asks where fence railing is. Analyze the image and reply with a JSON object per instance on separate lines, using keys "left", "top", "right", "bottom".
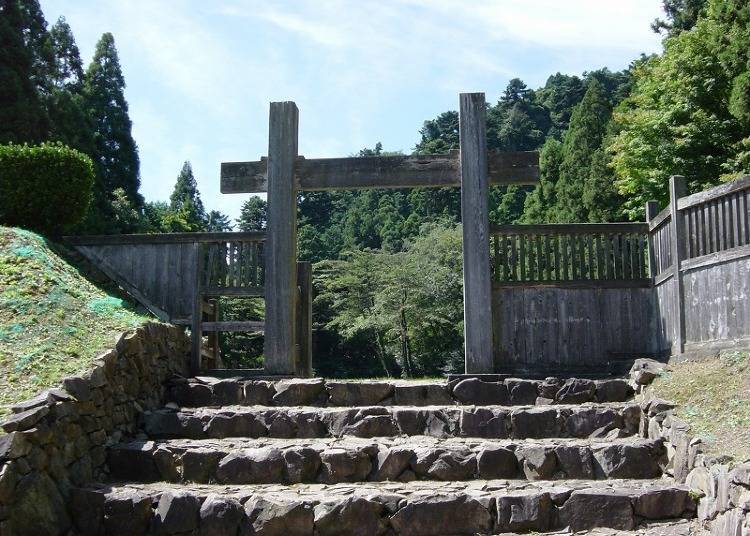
{"left": 490, "top": 223, "right": 650, "bottom": 285}
{"left": 649, "top": 176, "right": 750, "bottom": 275}
{"left": 201, "top": 234, "right": 266, "bottom": 296}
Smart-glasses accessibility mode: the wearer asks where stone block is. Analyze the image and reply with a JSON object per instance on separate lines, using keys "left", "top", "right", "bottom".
{"left": 326, "top": 381, "right": 394, "bottom": 406}
{"left": 199, "top": 494, "right": 245, "bottom": 536}
{"left": 452, "top": 378, "right": 510, "bottom": 405}
{"left": 496, "top": 492, "right": 552, "bottom": 532}
{"left": 476, "top": 446, "right": 519, "bottom": 479}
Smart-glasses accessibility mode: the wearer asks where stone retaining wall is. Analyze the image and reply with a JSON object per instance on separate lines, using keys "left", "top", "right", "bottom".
{"left": 0, "top": 322, "right": 190, "bottom": 535}
{"left": 632, "top": 359, "right": 750, "bottom": 535}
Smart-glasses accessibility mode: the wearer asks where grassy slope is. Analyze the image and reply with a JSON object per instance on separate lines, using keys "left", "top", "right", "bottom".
{"left": 0, "top": 226, "right": 149, "bottom": 415}
{"left": 648, "top": 351, "right": 750, "bottom": 462}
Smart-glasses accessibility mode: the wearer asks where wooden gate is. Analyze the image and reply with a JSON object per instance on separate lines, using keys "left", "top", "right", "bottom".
{"left": 220, "top": 94, "right": 540, "bottom": 374}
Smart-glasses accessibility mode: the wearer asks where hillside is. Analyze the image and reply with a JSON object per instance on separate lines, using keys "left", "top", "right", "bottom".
{"left": 647, "top": 351, "right": 750, "bottom": 462}
{"left": 0, "top": 226, "right": 150, "bottom": 415}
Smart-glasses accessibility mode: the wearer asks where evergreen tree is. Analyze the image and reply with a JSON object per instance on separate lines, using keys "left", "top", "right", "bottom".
{"left": 46, "top": 17, "right": 93, "bottom": 154}
{"left": 536, "top": 73, "right": 587, "bottom": 139}
{"left": 18, "top": 0, "right": 55, "bottom": 101}
{"left": 521, "top": 138, "right": 564, "bottom": 223}
{"left": 207, "top": 210, "right": 232, "bottom": 232}
{"left": 237, "top": 196, "right": 267, "bottom": 231}
{"left": 652, "top": 0, "right": 708, "bottom": 36}
{"left": 167, "top": 161, "right": 206, "bottom": 231}
{"left": 0, "top": 0, "right": 47, "bottom": 143}
{"left": 552, "top": 79, "right": 619, "bottom": 222}
{"left": 49, "top": 16, "right": 83, "bottom": 88}
{"left": 82, "top": 32, "right": 141, "bottom": 230}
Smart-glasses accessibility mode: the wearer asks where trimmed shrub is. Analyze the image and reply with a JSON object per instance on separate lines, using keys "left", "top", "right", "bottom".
{"left": 0, "top": 142, "right": 94, "bottom": 235}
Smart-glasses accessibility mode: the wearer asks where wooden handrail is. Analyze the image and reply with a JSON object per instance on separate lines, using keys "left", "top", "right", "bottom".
{"left": 490, "top": 223, "right": 648, "bottom": 235}
{"left": 648, "top": 206, "right": 671, "bottom": 231}
{"left": 65, "top": 231, "right": 266, "bottom": 245}
{"left": 677, "top": 175, "right": 750, "bottom": 210}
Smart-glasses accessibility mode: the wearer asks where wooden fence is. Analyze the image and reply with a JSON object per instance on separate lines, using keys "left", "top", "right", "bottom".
{"left": 491, "top": 223, "right": 650, "bottom": 285}
{"left": 490, "top": 223, "right": 656, "bottom": 375}
{"left": 67, "top": 232, "right": 312, "bottom": 375}
{"left": 648, "top": 175, "right": 750, "bottom": 356}
{"left": 490, "top": 175, "right": 750, "bottom": 373}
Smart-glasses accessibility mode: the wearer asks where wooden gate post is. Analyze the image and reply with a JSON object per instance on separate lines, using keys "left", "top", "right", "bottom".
{"left": 264, "top": 101, "right": 299, "bottom": 375}
{"left": 668, "top": 175, "right": 687, "bottom": 355}
{"left": 459, "top": 92, "right": 494, "bottom": 373}
{"left": 645, "top": 200, "right": 660, "bottom": 279}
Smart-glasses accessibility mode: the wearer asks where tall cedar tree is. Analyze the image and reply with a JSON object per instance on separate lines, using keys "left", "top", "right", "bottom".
{"left": 0, "top": 0, "right": 47, "bottom": 143}
{"left": 168, "top": 161, "right": 206, "bottom": 231}
{"left": 82, "top": 32, "right": 141, "bottom": 230}
{"left": 552, "top": 79, "right": 618, "bottom": 222}
{"left": 47, "top": 17, "right": 94, "bottom": 154}
{"left": 18, "top": 0, "right": 55, "bottom": 99}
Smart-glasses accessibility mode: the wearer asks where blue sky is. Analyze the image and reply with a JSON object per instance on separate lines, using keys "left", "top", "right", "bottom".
{"left": 39, "top": 0, "right": 665, "bottom": 223}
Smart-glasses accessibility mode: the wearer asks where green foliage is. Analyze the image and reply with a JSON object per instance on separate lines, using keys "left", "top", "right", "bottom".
{"left": 652, "top": 0, "right": 708, "bottom": 35}
{"left": 553, "top": 79, "right": 624, "bottom": 222}
{"left": 536, "top": 73, "right": 587, "bottom": 139}
{"left": 206, "top": 210, "right": 232, "bottom": 232}
{"left": 521, "top": 138, "right": 564, "bottom": 223}
{"left": 610, "top": 6, "right": 748, "bottom": 218}
{"left": 238, "top": 196, "right": 267, "bottom": 231}
{"left": 314, "top": 223, "right": 463, "bottom": 377}
{"left": 0, "top": 0, "right": 48, "bottom": 144}
{"left": 0, "top": 142, "right": 94, "bottom": 235}
{"left": 169, "top": 161, "right": 206, "bottom": 228}
{"left": 81, "top": 32, "right": 141, "bottom": 231}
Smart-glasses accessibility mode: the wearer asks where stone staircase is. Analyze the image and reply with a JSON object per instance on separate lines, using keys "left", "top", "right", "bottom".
{"left": 70, "top": 377, "right": 698, "bottom": 535}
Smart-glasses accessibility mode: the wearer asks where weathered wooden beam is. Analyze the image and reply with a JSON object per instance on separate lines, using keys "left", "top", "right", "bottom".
{"left": 490, "top": 223, "right": 649, "bottom": 235}
{"left": 65, "top": 232, "right": 266, "bottom": 246}
{"left": 669, "top": 175, "right": 687, "bottom": 356}
{"left": 645, "top": 201, "right": 661, "bottom": 279}
{"left": 263, "top": 101, "right": 299, "bottom": 375}
{"left": 492, "top": 279, "right": 653, "bottom": 289}
{"left": 201, "top": 321, "right": 265, "bottom": 332}
{"left": 459, "top": 92, "right": 494, "bottom": 374}
{"left": 190, "top": 243, "right": 203, "bottom": 375}
{"left": 677, "top": 174, "right": 750, "bottom": 210}
{"left": 220, "top": 151, "right": 539, "bottom": 193}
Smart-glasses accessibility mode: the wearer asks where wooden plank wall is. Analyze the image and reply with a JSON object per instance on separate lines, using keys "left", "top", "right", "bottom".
{"left": 492, "top": 286, "right": 657, "bottom": 374}
{"left": 77, "top": 242, "right": 197, "bottom": 322}
{"left": 70, "top": 232, "right": 267, "bottom": 325}
{"left": 683, "top": 258, "right": 750, "bottom": 348}
{"left": 653, "top": 276, "right": 677, "bottom": 354}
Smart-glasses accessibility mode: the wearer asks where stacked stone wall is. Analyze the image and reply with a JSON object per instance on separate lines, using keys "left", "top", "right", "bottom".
{"left": 0, "top": 322, "right": 190, "bottom": 535}
{"left": 632, "top": 359, "right": 750, "bottom": 535}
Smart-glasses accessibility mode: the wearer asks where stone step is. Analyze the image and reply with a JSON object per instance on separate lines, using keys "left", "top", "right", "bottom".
{"left": 70, "top": 479, "right": 696, "bottom": 535}
{"left": 168, "top": 376, "right": 634, "bottom": 408}
{"left": 141, "top": 403, "right": 641, "bottom": 441}
{"left": 107, "top": 436, "right": 666, "bottom": 485}
{"left": 499, "top": 520, "right": 696, "bottom": 535}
